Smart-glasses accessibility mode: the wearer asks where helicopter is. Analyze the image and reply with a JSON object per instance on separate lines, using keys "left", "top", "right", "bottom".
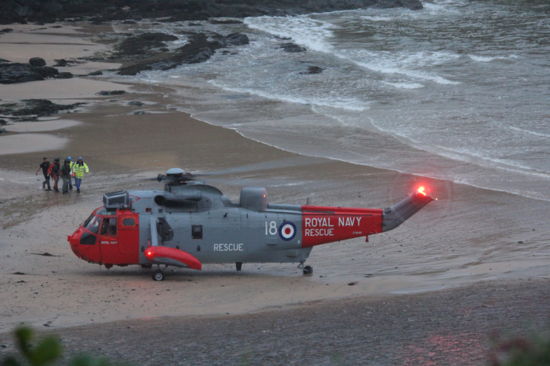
{"left": 68, "top": 168, "right": 434, "bottom": 281}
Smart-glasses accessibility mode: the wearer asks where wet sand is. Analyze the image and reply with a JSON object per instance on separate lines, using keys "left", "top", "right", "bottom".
{"left": 1, "top": 278, "right": 549, "bottom": 365}
{"left": 1, "top": 21, "right": 550, "bottom": 365}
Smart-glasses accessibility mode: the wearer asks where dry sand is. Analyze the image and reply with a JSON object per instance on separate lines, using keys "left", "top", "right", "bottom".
{"left": 1, "top": 21, "right": 549, "bottom": 364}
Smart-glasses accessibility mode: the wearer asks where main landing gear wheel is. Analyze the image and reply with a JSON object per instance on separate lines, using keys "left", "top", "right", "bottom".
{"left": 303, "top": 265, "right": 313, "bottom": 276}
{"left": 152, "top": 270, "right": 165, "bottom": 281}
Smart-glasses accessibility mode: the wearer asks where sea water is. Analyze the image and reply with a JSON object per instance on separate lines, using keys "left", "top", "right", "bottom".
{"left": 124, "top": 0, "right": 550, "bottom": 201}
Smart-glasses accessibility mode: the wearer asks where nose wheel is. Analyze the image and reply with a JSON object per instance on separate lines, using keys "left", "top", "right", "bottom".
{"left": 152, "top": 269, "right": 165, "bottom": 281}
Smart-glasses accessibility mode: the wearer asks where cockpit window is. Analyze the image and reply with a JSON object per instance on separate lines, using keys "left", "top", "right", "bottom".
{"left": 100, "top": 217, "right": 117, "bottom": 236}
{"left": 83, "top": 213, "right": 94, "bottom": 228}
{"left": 85, "top": 215, "right": 100, "bottom": 234}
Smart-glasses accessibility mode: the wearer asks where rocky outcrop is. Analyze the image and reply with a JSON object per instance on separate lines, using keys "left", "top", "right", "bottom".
{"left": 116, "top": 32, "right": 179, "bottom": 55}
{"left": 280, "top": 43, "right": 306, "bottom": 53}
{"left": 224, "top": 33, "right": 249, "bottom": 46}
{"left": 300, "top": 66, "right": 324, "bottom": 75}
{"left": 0, "top": 0, "right": 422, "bottom": 24}
{"left": 97, "top": 90, "right": 126, "bottom": 96}
{"left": 28, "top": 57, "right": 46, "bottom": 67}
{"left": 0, "top": 99, "right": 82, "bottom": 117}
{"left": 0, "top": 59, "right": 74, "bottom": 84}
{"left": 0, "top": 62, "right": 58, "bottom": 84}
{"left": 117, "top": 32, "right": 249, "bottom": 75}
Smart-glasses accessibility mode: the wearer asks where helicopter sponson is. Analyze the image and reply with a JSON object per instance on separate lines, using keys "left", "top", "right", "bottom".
{"left": 68, "top": 182, "right": 433, "bottom": 280}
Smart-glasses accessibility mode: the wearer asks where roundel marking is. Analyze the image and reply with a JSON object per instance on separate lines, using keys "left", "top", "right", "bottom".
{"left": 279, "top": 222, "right": 296, "bottom": 241}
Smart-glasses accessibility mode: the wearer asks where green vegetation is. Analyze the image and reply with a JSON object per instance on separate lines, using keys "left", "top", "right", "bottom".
{"left": 0, "top": 327, "right": 126, "bottom": 366}
{"left": 489, "top": 335, "right": 550, "bottom": 366}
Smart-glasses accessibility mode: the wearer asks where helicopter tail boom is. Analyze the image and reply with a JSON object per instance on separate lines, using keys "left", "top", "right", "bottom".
{"left": 301, "top": 190, "right": 433, "bottom": 247}
{"left": 382, "top": 191, "right": 434, "bottom": 232}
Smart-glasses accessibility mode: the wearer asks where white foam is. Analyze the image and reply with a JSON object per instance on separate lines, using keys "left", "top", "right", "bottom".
{"left": 244, "top": 15, "right": 335, "bottom": 54}
{"left": 246, "top": 15, "right": 460, "bottom": 85}
{"left": 208, "top": 80, "right": 369, "bottom": 112}
{"left": 508, "top": 126, "right": 550, "bottom": 138}
{"left": 367, "top": 117, "right": 550, "bottom": 181}
{"left": 351, "top": 55, "right": 460, "bottom": 85}
{"left": 382, "top": 81, "right": 424, "bottom": 89}
{"left": 468, "top": 54, "right": 519, "bottom": 62}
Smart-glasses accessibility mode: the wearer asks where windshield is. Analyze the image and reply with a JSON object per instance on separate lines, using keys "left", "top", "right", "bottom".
{"left": 84, "top": 214, "right": 100, "bottom": 234}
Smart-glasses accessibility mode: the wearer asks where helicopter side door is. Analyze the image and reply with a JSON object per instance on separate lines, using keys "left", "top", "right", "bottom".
{"left": 116, "top": 211, "right": 139, "bottom": 264}
{"left": 96, "top": 211, "right": 139, "bottom": 265}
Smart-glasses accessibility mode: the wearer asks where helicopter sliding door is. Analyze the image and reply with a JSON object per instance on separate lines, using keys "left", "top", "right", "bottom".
{"left": 117, "top": 211, "right": 139, "bottom": 263}
{"left": 96, "top": 211, "right": 139, "bottom": 265}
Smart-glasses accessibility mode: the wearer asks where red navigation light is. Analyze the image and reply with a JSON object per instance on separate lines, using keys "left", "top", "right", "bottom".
{"left": 417, "top": 186, "right": 427, "bottom": 197}
{"left": 145, "top": 249, "right": 153, "bottom": 258}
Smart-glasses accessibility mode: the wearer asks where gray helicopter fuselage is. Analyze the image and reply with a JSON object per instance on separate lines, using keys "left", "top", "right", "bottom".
{"left": 129, "top": 184, "right": 312, "bottom": 265}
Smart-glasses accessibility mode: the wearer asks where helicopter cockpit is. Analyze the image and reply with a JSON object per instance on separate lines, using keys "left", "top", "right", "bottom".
{"left": 68, "top": 204, "right": 139, "bottom": 266}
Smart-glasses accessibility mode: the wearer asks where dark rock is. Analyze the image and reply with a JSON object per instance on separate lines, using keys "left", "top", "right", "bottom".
{"left": 34, "top": 66, "right": 59, "bottom": 78}
{"left": 118, "top": 32, "right": 222, "bottom": 75}
{"left": 0, "top": 0, "right": 421, "bottom": 25}
{"left": 88, "top": 70, "right": 103, "bottom": 76}
{"left": 0, "top": 127, "right": 6, "bottom": 134}
{"left": 0, "top": 28, "right": 13, "bottom": 33}
{"left": 0, "top": 119, "right": 7, "bottom": 125}
{"left": 225, "top": 33, "right": 249, "bottom": 46}
{"left": 117, "top": 32, "right": 179, "bottom": 55}
{"left": 133, "top": 110, "right": 146, "bottom": 115}
{"left": 128, "top": 101, "right": 144, "bottom": 106}
{"left": 0, "top": 99, "right": 81, "bottom": 117}
{"left": 54, "top": 59, "right": 68, "bottom": 67}
{"left": 300, "top": 66, "right": 324, "bottom": 75}
{"left": 29, "top": 57, "right": 46, "bottom": 67}
{"left": 388, "top": 0, "right": 423, "bottom": 10}
{"left": 122, "top": 20, "right": 137, "bottom": 24}
{"left": 97, "top": 90, "right": 126, "bottom": 96}
{"left": 54, "top": 71, "right": 73, "bottom": 79}
{"left": 347, "top": 281, "right": 358, "bottom": 286}
{"left": 280, "top": 43, "right": 306, "bottom": 53}
{"left": 0, "top": 58, "right": 9, "bottom": 63}
{"left": 174, "top": 33, "right": 218, "bottom": 63}
{"left": 0, "top": 62, "right": 57, "bottom": 84}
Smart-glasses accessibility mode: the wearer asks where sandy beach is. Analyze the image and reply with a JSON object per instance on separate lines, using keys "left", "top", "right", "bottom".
{"left": 1, "top": 20, "right": 549, "bottom": 365}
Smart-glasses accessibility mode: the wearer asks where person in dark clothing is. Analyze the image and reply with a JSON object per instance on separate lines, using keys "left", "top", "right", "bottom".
{"left": 50, "top": 158, "right": 61, "bottom": 192}
{"left": 35, "top": 157, "right": 51, "bottom": 191}
{"left": 67, "top": 156, "right": 74, "bottom": 191}
{"left": 61, "top": 158, "right": 72, "bottom": 194}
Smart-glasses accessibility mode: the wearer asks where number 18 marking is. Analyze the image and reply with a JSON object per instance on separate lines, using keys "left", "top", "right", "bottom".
{"left": 265, "top": 221, "right": 277, "bottom": 236}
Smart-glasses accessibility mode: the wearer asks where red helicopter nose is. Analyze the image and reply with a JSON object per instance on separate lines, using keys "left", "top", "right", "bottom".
{"left": 68, "top": 229, "right": 83, "bottom": 258}
{"left": 67, "top": 227, "right": 101, "bottom": 263}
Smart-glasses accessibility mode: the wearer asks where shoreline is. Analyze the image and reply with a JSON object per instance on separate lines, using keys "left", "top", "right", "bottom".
{"left": 1, "top": 20, "right": 549, "bottom": 341}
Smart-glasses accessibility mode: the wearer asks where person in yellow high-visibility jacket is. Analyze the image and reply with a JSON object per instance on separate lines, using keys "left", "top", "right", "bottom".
{"left": 71, "top": 156, "right": 90, "bottom": 193}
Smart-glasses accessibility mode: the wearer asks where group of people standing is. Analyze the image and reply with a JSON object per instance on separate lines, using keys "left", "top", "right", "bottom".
{"left": 36, "top": 156, "right": 90, "bottom": 194}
